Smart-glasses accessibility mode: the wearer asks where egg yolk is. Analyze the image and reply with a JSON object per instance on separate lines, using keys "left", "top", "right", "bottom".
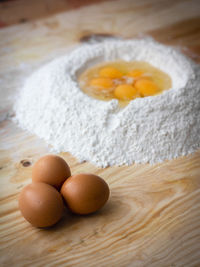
{"left": 114, "top": 84, "right": 138, "bottom": 100}
{"left": 99, "top": 67, "right": 123, "bottom": 79}
{"left": 127, "top": 69, "right": 144, "bottom": 78}
{"left": 135, "top": 79, "right": 160, "bottom": 96}
{"left": 90, "top": 77, "right": 114, "bottom": 90}
{"left": 78, "top": 61, "right": 172, "bottom": 107}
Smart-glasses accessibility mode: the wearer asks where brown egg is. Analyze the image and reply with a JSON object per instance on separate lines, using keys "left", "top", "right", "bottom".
{"left": 32, "top": 155, "right": 71, "bottom": 190}
{"left": 61, "top": 173, "right": 110, "bottom": 215}
{"left": 19, "top": 183, "right": 64, "bottom": 227}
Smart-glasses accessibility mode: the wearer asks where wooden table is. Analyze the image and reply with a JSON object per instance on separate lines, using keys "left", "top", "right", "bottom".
{"left": 0, "top": 0, "right": 200, "bottom": 266}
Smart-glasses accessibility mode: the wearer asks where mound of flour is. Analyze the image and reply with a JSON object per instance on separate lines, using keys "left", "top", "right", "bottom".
{"left": 14, "top": 39, "right": 200, "bottom": 167}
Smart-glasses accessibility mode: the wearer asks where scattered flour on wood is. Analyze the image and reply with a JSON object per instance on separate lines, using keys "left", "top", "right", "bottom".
{"left": 14, "top": 39, "right": 200, "bottom": 167}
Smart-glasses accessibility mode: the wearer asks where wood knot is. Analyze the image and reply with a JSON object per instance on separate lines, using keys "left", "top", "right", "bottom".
{"left": 19, "top": 18, "right": 28, "bottom": 24}
{"left": 79, "top": 33, "right": 117, "bottom": 43}
{"left": 20, "top": 160, "right": 31, "bottom": 167}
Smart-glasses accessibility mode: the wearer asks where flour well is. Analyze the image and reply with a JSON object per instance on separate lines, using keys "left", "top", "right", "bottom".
{"left": 14, "top": 39, "right": 200, "bottom": 167}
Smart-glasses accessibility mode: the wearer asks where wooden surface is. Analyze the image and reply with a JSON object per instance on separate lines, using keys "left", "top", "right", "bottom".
{"left": 0, "top": 0, "right": 200, "bottom": 266}
{"left": 0, "top": 0, "right": 110, "bottom": 27}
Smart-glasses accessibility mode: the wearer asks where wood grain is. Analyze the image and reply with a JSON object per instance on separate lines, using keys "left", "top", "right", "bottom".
{"left": 0, "top": 0, "right": 110, "bottom": 27}
{"left": 0, "top": 0, "right": 200, "bottom": 266}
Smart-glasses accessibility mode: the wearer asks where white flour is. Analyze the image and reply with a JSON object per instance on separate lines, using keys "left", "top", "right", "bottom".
{"left": 14, "top": 39, "right": 200, "bottom": 167}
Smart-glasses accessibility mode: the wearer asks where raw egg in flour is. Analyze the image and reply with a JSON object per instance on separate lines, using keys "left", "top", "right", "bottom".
{"left": 61, "top": 173, "right": 110, "bottom": 215}
{"left": 32, "top": 155, "right": 71, "bottom": 190}
{"left": 19, "top": 183, "right": 64, "bottom": 227}
{"left": 78, "top": 60, "right": 172, "bottom": 107}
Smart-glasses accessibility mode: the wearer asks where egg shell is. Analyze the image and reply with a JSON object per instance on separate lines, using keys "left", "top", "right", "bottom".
{"left": 19, "top": 182, "right": 64, "bottom": 227}
{"left": 61, "top": 173, "right": 110, "bottom": 215}
{"left": 32, "top": 155, "right": 71, "bottom": 190}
